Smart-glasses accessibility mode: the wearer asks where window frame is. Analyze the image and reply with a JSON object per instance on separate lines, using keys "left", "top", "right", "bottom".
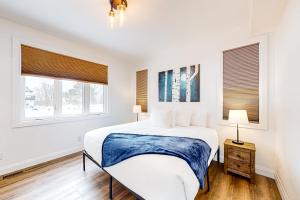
{"left": 218, "top": 35, "right": 269, "bottom": 130}
{"left": 12, "top": 38, "right": 110, "bottom": 128}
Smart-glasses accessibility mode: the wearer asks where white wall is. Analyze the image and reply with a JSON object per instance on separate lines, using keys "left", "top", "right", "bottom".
{"left": 251, "top": 0, "right": 287, "bottom": 35}
{"left": 272, "top": 0, "right": 300, "bottom": 199}
{"left": 0, "top": 18, "right": 135, "bottom": 175}
{"left": 136, "top": 27, "right": 276, "bottom": 178}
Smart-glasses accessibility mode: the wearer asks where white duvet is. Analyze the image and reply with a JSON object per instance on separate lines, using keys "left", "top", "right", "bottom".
{"left": 84, "top": 120, "right": 218, "bottom": 200}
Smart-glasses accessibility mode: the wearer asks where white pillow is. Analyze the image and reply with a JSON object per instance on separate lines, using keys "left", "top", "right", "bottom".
{"left": 150, "top": 109, "right": 173, "bottom": 128}
{"left": 191, "top": 113, "right": 207, "bottom": 127}
{"left": 175, "top": 111, "right": 192, "bottom": 127}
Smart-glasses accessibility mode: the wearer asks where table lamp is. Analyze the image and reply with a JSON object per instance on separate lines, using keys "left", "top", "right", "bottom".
{"left": 133, "top": 105, "right": 142, "bottom": 121}
{"left": 228, "top": 110, "right": 249, "bottom": 145}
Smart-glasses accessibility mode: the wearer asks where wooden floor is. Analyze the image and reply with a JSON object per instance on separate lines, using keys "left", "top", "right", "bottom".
{"left": 0, "top": 153, "right": 281, "bottom": 200}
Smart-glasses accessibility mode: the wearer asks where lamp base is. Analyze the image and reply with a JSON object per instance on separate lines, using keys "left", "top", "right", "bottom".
{"left": 232, "top": 140, "right": 244, "bottom": 145}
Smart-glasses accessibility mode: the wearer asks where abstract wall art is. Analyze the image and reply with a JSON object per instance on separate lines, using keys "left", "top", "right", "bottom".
{"left": 158, "top": 64, "right": 200, "bottom": 102}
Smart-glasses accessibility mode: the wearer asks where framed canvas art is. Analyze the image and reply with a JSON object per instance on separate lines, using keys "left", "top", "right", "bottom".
{"left": 159, "top": 64, "right": 200, "bottom": 102}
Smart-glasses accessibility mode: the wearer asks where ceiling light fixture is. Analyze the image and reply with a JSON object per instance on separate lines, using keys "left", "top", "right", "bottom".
{"left": 109, "top": 0, "right": 128, "bottom": 28}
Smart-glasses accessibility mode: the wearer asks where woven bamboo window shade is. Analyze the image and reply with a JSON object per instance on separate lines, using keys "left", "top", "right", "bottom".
{"left": 136, "top": 69, "right": 148, "bottom": 112}
{"left": 223, "top": 43, "right": 259, "bottom": 123}
{"left": 21, "top": 45, "right": 108, "bottom": 84}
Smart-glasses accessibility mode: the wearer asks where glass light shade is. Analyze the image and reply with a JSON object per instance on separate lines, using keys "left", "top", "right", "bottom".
{"left": 117, "top": 4, "right": 126, "bottom": 11}
{"left": 133, "top": 105, "right": 142, "bottom": 113}
{"left": 109, "top": 10, "right": 115, "bottom": 29}
{"left": 117, "top": 4, "right": 126, "bottom": 27}
{"left": 109, "top": 10, "right": 115, "bottom": 17}
{"left": 228, "top": 110, "right": 249, "bottom": 125}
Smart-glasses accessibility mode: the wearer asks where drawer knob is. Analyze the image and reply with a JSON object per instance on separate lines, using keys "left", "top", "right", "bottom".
{"left": 237, "top": 154, "right": 241, "bottom": 158}
{"left": 237, "top": 164, "right": 241, "bottom": 168}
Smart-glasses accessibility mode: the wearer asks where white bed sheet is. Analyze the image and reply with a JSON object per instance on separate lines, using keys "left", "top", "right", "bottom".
{"left": 84, "top": 120, "right": 218, "bottom": 200}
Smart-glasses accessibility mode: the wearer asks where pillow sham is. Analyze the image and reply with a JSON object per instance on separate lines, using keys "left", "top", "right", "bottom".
{"left": 150, "top": 109, "right": 173, "bottom": 128}
{"left": 175, "top": 111, "right": 192, "bottom": 127}
{"left": 190, "top": 113, "right": 207, "bottom": 127}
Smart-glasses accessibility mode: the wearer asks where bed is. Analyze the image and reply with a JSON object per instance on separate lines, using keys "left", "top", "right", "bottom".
{"left": 83, "top": 120, "right": 219, "bottom": 200}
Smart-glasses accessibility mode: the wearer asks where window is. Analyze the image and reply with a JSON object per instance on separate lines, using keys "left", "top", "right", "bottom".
{"left": 221, "top": 40, "right": 268, "bottom": 129}
{"left": 136, "top": 69, "right": 148, "bottom": 112}
{"left": 62, "top": 80, "right": 83, "bottom": 115}
{"left": 13, "top": 42, "right": 109, "bottom": 126}
{"left": 223, "top": 43, "right": 259, "bottom": 123}
{"left": 21, "top": 75, "right": 108, "bottom": 121}
{"left": 24, "top": 76, "right": 54, "bottom": 118}
{"left": 89, "top": 83, "right": 105, "bottom": 113}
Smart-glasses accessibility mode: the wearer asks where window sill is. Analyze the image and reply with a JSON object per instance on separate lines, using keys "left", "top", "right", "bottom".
{"left": 219, "top": 119, "right": 268, "bottom": 130}
{"left": 12, "top": 113, "right": 111, "bottom": 128}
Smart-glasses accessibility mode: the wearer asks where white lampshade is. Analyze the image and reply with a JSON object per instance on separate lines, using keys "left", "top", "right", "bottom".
{"left": 133, "top": 105, "right": 142, "bottom": 113}
{"left": 228, "top": 110, "right": 249, "bottom": 125}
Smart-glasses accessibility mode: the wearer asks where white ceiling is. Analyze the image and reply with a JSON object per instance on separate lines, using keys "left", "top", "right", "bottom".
{"left": 0, "top": 0, "right": 285, "bottom": 61}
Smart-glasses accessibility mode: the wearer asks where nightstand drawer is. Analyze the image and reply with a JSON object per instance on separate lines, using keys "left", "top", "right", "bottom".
{"left": 228, "top": 148, "right": 250, "bottom": 162}
{"left": 228, "top": 159, "right": 250, "bottom": 174}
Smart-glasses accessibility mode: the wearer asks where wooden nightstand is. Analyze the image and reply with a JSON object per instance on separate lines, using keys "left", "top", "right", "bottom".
{"left": 224, "top": 139, "right": 256, "bottom": 183}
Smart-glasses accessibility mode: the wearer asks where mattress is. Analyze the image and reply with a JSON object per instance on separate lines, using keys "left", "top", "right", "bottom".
{"left": 84, "top": 120, "right": 219, "bottom": 200}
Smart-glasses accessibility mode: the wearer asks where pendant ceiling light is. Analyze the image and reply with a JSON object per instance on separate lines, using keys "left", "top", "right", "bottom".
{"left": 109, "top": 0, "right": 128, "bottom": 28}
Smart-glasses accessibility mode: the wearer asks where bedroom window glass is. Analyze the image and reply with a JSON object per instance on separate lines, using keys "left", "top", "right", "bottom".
{"left": 62, "top": 80, "right": 83, "bottom": 115}
{"left": 24, "top": 76, "right": 54, "bottom": 119}
{"left": 89, "top": 83, "right": 105, "bottom": 113}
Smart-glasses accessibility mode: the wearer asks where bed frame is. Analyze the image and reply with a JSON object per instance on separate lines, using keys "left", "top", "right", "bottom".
{"left": 83, "top": 147, "right": 220, "bottom": 200}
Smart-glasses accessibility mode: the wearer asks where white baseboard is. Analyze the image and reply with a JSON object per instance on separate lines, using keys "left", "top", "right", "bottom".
{"left": 256, "top": 164, "right": 275, "bottom": 179}
{"left": 274, "top": 172, "right": 289, "bottom": 200}
{"left": 0, "top": 146, "right": 83, "bottom": 176}
{"left": 214, "top": 155, "right": 275, "bottom": 179}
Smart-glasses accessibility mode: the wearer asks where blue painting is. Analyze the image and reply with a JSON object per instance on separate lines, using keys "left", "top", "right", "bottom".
{"left": 190, "top": 65, "right": 200, "bottom": 102}
{"left": 159, "top": 71, "right": 166, "bottom": 102}
{"left": 179, "top": 67, "right": 187, "bottom": 102}
{"left": 166, "top": 70, "right": 173, "bottom": 102}
{"left": 158, "top": 64, "right": 200, "bottom": 102}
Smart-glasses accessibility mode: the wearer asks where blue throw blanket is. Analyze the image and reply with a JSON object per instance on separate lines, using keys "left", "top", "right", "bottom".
{"left": 101, "top": 133, "right": 211, "bottom": 189}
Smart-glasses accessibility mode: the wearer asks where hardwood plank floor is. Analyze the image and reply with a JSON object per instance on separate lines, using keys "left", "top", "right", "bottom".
{"left": 0, "top": 153, "right": 281, "bottom": 200}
